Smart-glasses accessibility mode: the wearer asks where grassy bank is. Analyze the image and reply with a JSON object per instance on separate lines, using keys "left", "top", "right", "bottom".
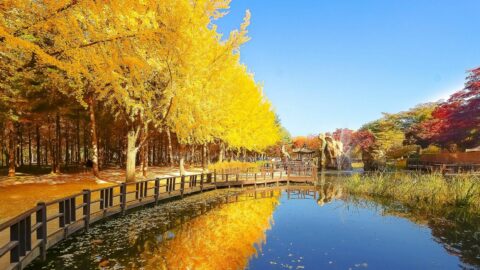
{"left": 345, "top": 172, "right": 480, "bottom": 216}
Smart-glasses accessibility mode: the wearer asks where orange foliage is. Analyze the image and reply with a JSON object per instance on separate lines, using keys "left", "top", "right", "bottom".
{"left": 292, "top": 135, "right": 320, "bottom": 149}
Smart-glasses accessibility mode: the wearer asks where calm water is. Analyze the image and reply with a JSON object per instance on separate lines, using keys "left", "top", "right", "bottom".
{"left": 28, "top": 184, "right": 480, "bottom": 270}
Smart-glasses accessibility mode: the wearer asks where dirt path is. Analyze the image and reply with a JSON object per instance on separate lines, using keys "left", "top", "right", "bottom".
{"left": 0, "top": 166, "right": 203, "bottom": 223}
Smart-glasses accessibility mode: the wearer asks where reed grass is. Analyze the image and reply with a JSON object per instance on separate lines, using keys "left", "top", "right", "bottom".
{"left": 345, "top": 172, "right": 480, "bottom": 215}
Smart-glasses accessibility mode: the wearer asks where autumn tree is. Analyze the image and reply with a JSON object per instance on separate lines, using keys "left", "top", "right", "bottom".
{"left": 413, "top": 68, "right": 480, "bottom": 150}
{"left": 0, "top": 0, "right": 281, "bottom": 181}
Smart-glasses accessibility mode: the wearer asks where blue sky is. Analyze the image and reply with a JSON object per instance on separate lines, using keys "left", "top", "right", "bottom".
{"left": 216, "top": 0, "right": 480, "bottom": 136}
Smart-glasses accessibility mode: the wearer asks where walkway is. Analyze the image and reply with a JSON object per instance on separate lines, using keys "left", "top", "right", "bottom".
{"left": 0, "top": 166, "right": 317, "bottom": 270}
{"left": 0, "top": 167, "right": 202, "bottom": 223}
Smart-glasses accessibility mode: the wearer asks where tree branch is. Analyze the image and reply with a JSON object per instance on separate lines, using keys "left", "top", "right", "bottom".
{"left": 13, "top": 0, "right": 81, "bottom": 37}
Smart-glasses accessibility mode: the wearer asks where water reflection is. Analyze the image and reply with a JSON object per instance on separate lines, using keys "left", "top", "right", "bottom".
{"left": 27, "top": 182, "right": 480, "bottom": 270}
{"left": 28, "top": 190, "right": 281, "bottom": 270}
{"left": 139, "top": 190, "right": 280, "bottom": 269}
{"left": 346, "top": 194, "right": 480, "bottom": 268}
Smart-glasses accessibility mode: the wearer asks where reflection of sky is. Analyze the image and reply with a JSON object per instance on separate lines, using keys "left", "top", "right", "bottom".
{"left": 247, "top": 191, "right": 461, "bottom": 269}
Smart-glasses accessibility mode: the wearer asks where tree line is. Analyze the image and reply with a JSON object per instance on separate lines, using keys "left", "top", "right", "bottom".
{"left": 289, "top": 67, "right": 479, "bottom": 166}
{"left": 0, "top": 0, "right": 281, "bottom": 181}
{"left": 356, "top": 67, "right": 479, "bottom": 159}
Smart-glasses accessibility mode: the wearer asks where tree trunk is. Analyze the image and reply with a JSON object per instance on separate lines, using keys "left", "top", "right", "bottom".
{"left": 19, "top": 124, "right": 23, "bottom": 167}
{"left": 65, "top": 122, "right": 70, "bottom": 165}
{"left": 6, "top": 120, "right": 15, "bottom": 177}
{"left": 28, "top": 126, "right": 32, "bottom": 166}
{"left": 152, "top": 139, "right": 156, "bottom": 166}
{"left": 166, "top": 127, "right": 173, "bottom": 166}
{"left": 36, "top": 124, "right": 41, "bottom": 167}
{"left": 55, "top": 112, "right": 61, "bottom": 173}
{"left": 202, "top": 143, "right": 207, "bottom": 172}
{"left": 139, "top": 125, "right": 149, "bottom": 178}
{"left": 83, "top": 119, "right": 88, "bottom": 163}
{"left": 0, "top": 136, "right": 4, "bottom": 167}
{"left": 179, "top": 144, "right": 186, "bottom": 176}
{"left": 126, "top": 129, "right": 139, "bottom": 183}
{"left": 207, "top": 143, "right": 211, "bottom": 167}
{"left": 88, "top": 97, "right": 100, "bottom": 177}
{"left": 48, "top": 117, "right": 55, "bottom": 174}
{"left": 190, "top": 145, "right": 195, "bottom": 165}
{"left": 152, "top": 141, "right": 155, "bottom": 166}
{"left": 76, "top": 111, "right": 81, "bottom": 164}
{"left": 44, "top": 134, "right": 48, "bottom": 166}
{"left": 159, "top": 134, "right": 164, "bottom": 165}
{"left": 219, "top": 142, "right": 225, "bottom": 163}
{"left": 140, "top": 142, "right": 146, "bottom": 178}
{"left": 143, "top": 140, "right": 148, "bottom": 177}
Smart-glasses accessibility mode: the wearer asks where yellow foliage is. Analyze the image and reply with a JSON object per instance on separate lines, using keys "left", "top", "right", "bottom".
{"left": 0, "top": 0, "right": 281, "bottom": 158}
{"left": 139, "top": 190, "right": 280, "bottom": 270}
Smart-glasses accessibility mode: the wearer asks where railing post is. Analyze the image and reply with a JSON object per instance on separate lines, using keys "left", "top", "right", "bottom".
{"left": 10, "top": 223, "right": 19, "bottom": 264}
{"left": 59, "top": 201, "right": 65, "bottom": 229}
{"left": 135, "top": 183, "right": 139, "bottom": 200}
{"left": 120, "top": 183, "right": 127, "bottom": 214}
{"left": 154, "top": 178, "right": 160, "bottom": 203}
{"left": 181, "top": 176, "right": 185, "bottom": 198}
{"left": 200, "top": 173, "right": 204, "bottom": 192}
{"left": 214, "top": 170, "right": 217, "bottom": 188}
{"left": 82, "top": 190, "right": 91, "bottom": 232}
{"left": 36, "top": 202, "right": 47, "bottom": 261}
{"left": 143, "top": 181, "right": 148, "bottom": 199}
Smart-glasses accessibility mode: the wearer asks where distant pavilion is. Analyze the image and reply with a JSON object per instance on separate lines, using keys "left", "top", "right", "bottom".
{"left": 292, "top": 144, "right": 316, "bottom": 161}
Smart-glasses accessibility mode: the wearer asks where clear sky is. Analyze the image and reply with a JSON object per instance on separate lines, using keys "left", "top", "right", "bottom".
{"left": 215, "top": 0, "right": 480, "bottom": 136}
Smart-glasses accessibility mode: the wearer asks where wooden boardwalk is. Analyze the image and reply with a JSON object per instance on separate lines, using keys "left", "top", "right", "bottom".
{"left": 0, "top": 165, "right": 317, "bottom": 270}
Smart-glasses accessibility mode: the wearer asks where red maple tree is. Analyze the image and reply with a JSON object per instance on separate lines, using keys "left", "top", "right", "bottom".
{"left": 350, "top": 130, "right": 376, "bottom": 151}
{"left": 415, "top": 67, "right": 480, "bottom": 148}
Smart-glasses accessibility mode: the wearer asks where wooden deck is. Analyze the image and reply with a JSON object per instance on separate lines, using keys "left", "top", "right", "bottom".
{"left": 0, "top": 167, "right": 317, "bottom": 270}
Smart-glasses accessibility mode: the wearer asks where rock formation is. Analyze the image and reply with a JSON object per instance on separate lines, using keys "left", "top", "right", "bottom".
{"left": 361, "top": 146, "right": 386, "bottom": 171}
{"left": 318, "top": 133, "right": 352, "bottom": 170}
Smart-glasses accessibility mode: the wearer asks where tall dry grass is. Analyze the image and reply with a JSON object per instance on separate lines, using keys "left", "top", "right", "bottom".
{"left": 345, "top": 172, "right": 480, "bottom": 215}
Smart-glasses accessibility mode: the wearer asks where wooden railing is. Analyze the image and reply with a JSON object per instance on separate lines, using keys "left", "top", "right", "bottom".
{"left": 406, "top": 159, "right": 480, "bottom": 173}
{"left": 0, "top": 165, "right": 318, "bottom": 270}
{"left": 0, "top": 173, "right": 215, "bottom": 270}
{"left": 286, "top": 164, "right": 318, "bottom": 181}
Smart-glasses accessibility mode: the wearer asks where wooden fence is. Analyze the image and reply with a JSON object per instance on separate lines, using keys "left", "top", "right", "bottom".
{"left": 407, "top": 152, "right": 480, "bottom": 173}
{"left": 0, "top": 165, "right": 318, "bottom": 270}
{"left": 420, "top": 152, "right": 480, "bottom": 164}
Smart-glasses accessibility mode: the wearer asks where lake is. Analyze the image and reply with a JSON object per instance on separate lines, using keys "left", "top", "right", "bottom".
{"left": 27, "top": 182, "right": 480, "bottom": 270}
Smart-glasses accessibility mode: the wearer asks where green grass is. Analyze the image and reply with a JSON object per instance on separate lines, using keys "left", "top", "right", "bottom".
{"left": 345, "top": 172, "right": 480, "bottom": 216}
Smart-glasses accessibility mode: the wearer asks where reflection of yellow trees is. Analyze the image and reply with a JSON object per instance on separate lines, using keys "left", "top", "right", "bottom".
{"left": 140, "top": 191, "right": 280, "bottom": 270}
